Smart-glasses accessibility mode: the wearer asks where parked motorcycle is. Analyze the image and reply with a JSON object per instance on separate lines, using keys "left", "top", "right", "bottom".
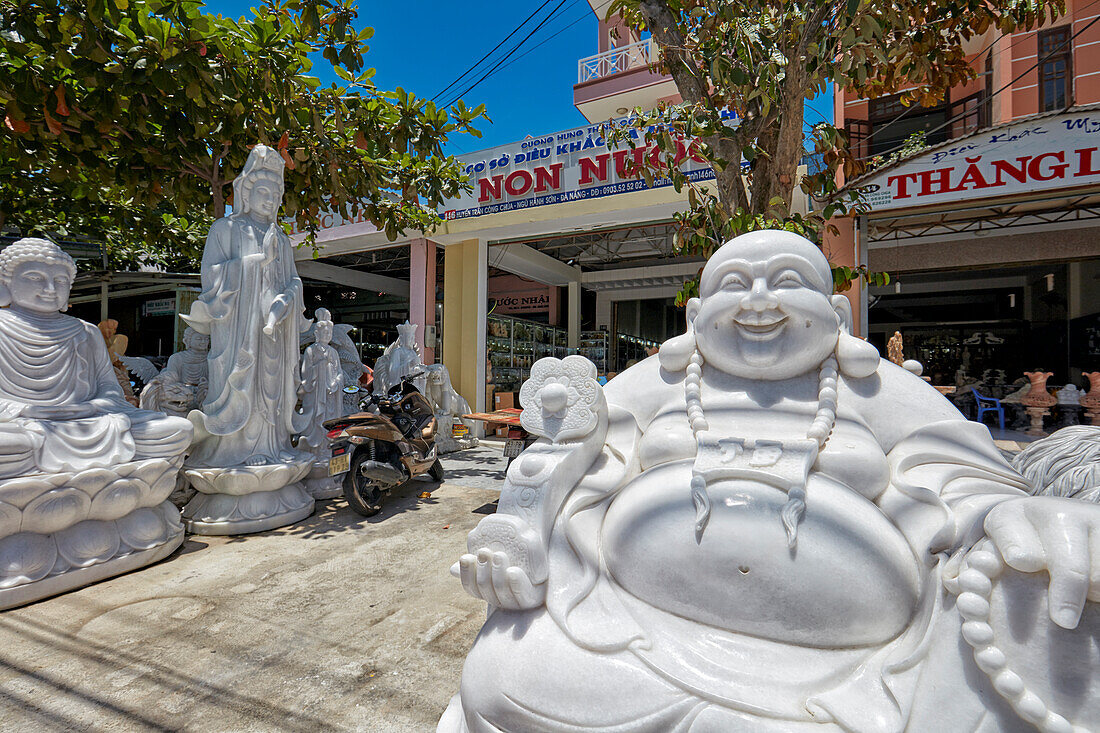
{"left": 323, "top": 370, "right": 444, "bottom": 517}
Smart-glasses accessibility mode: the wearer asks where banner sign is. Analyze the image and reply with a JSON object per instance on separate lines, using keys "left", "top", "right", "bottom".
{"left": 857, "top": 110, "right": 1100, "bottom": 212}
{"left": 441, "top": 114, "right": 736, "bottom": 221}
{"left": 142, "top": 297, "right": 175, "bottom": 317}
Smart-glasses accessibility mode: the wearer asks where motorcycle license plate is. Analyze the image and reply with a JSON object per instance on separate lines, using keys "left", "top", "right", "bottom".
{"left": 503, "top": 439, "right": 525, "bottom": 458}
{"left": 329, "top": 453, "right": 351, "bottom": 476}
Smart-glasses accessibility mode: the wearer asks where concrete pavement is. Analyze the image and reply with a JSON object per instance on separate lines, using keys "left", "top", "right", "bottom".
{"left": 0, "top": 445, "right": 509, "bottom": 732}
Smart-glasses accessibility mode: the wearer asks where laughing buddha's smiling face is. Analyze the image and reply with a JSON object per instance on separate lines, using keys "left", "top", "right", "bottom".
{"left": 689, "top": 232, "right": 849, "bottom": 380}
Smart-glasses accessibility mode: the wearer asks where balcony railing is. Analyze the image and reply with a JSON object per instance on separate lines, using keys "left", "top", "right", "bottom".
{"left": 577, "top": 38, "right": 655, "bottom": 84}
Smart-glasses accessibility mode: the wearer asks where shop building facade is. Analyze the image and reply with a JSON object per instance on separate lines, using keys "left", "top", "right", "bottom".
{"left": 831, "top": 2, "right": 1100, "bottom": 392}
{"left": 296, "top": 0, "right": 815, "bottom": 419}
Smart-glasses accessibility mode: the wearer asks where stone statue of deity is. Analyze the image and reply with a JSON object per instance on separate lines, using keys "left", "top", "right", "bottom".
{"left": 301, "top": 320, "right": 365, "bottom": 415}
{"left": 179, "top": 144, "right": 315, "bottom": 534}
{"left": 441, "top": 231, "right": 1100, "bottom": 733}
{"left": 297, "top": 308, "right": 345, "bottom": 499}
{"left": 373, "top": 321, "right": 425, "bottom": 396}
{"left": 97, "top": 318, "right": 139, "bottom": 406}
{"left": 0, "top": 238, "right": 192, "bottom": 608}
{"left": 424, "top": 363, "right": 479, "bottom": 453}
{"left": 886, "top": 330, "right": 904, "bottom": 365}
{"left": 139, "top": 327, "right": 210, "bottom": 418}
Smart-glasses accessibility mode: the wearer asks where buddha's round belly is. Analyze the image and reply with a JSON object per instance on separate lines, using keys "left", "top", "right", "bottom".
{"left": 602, "top": 462, "right": 921, "bottom": 647}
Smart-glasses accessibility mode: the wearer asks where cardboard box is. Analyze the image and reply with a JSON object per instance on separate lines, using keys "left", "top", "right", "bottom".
{"left": 495, "top": 426, "right": 508, "bottom": 437}
{"left": 494, "top": 392, "right": 515, "bottom": 410}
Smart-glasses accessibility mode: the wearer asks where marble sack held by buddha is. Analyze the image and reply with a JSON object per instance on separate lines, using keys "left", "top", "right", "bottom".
{"left": 441, "top": 230, "right": 1100, "bottom": 733}
{"left": 0, "top": 238, "right": 192, "bottom": 608}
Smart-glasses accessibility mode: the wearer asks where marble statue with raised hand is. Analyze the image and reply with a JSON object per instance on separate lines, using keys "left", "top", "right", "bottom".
{"left": 441, "top": 230, "right": 1100, "bottom": 733}
{"left": 301, "top": 321, "right": 365, "bottom": 415}
{"left": 297, "top": 308, "right": 345, "bottom": 499}
{"left": 0, "top": 238, "right": 192, "bottom": 608}
{"left": 373, "top": 321, "right": 425, "bottom": 396}
{"left": 139, "top": 327, "right": 210, "bottom": 418}
{"left": 179, "top": 144, "right": 315, "bottom": 534}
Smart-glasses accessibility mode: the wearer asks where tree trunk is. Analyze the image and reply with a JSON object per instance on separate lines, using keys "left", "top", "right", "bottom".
{"left": 749, "top": 68, "right": 807, "bottom": 218}
{"left": 638, "top": 0, "right": 748, "bottom": 215}
{"left": 212, "top": 179, "right": 225, "bottom": 219}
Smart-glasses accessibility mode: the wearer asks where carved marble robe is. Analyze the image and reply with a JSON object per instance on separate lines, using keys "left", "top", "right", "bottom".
{"left": 0, "top": 309, "right": 192, "bottom": 477}
{"left": 184, "top": 214, "right": 309, "bottom": 466}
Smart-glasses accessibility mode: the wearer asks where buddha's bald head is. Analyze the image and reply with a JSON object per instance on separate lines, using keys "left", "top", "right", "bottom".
{"left": 699, "top": 230, "right": 833, "bottom": 299}
{"left": 685, "top": 229, "right": 847, "bottom": 380}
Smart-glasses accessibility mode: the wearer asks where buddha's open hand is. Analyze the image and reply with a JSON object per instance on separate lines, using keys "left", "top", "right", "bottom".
{"left": 452, "top": 548, "right": 546, "bottom": 610}
{"left": 985, "top": 497, "right": 1100, "bottom": 629}
{"left": 452, "top": 514, "right": 548, "bottom": 610}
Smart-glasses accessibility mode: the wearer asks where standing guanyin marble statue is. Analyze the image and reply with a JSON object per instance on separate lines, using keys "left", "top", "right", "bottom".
{"left": 297, "top": 308, "right": 345, "bottom": 499}
{"left": 179, "top": 144, "right": 315, "bottom": 534}
{"left": 0, "top": 238, "right": 192, "bottom": 608}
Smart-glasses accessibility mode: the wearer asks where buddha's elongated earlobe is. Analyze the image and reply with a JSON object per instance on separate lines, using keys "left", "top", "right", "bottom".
{"left": 0, "top": 282, "right": 11, "bottom": 308}
{"left": 829, "top": 294, "right": 879, "bottom": 378}
{"left": 659, "top": 298, "right": 700, "bottom": 372}
{"left": 836, "top": 332, "right": 880, "bottom": 379}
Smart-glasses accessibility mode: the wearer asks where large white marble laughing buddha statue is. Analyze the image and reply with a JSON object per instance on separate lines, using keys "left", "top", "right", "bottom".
{"left": 441, "top": 230, "right": 1100, "bottom": 733}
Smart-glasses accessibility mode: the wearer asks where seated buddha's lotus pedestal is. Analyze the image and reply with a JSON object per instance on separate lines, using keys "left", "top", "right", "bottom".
{"left": 0, "top": 458, "right": 183, "bottom": 609}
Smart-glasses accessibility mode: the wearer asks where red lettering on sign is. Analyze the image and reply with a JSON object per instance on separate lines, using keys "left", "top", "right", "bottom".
{"left": 1076, "top": 148, "right": 1100, "bottom": 177}
{"left": 579, "top": 154, "right": 610, "bottom": 185}
{"left": 320, "top": 213, "right": 334, "bottom": 229}
{"left": 957, "top": 156, "right": 992, "bottom": 190}
{"left": 478, "top": 175, "right": 503, "bottom": 203}
{"left": 888, "top": 172, "right": 919, "bottom": 199}
{"left": 504, "top": 169, "right": 534, "bottom": 196}
{"left": 613, "top": 147, "right": 647, "bottom": 178}
{"left": 1027, "top": 151, "right": 1068, "bottom": 181}
{"left": 917, "top": 168, "right": 960, "bottom": 196}
{"left": 535, "top": 163, "right": 563, "bottom": 192}
{"left": 991, "top": 157, "right": 1030, "bottom": 185}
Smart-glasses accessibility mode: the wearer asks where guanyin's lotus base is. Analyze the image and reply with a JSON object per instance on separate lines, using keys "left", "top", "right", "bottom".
{"left": 182, "top": 460, "right": 314, "bottom": 535}
{"left": 303, "top": 462, "right": 342, "bottom": 500}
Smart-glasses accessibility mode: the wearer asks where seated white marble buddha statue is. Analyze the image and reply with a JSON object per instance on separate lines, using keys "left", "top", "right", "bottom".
{"left": 0, "top": 238, "right": 193, "bottom": 479}
{"left": 442, "top": 230, "right": 1100, "bottom": 733}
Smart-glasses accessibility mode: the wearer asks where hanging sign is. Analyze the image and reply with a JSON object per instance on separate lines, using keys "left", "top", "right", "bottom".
{"left": 855, "top": 109, "right": 1100, "bottom": 212}
{"left": 441, "top": 114, "right": 736, "bottom": 221}
{"left": 142, "top": 297, "right": 175, "bottom": 316}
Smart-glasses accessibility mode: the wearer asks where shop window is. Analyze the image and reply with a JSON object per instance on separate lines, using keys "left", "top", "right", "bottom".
{"left": 1039, "top": 25, "right": 1072, "bottom": 112}
{"left": 867, "top": 93, "right": 948, "bottom": 156}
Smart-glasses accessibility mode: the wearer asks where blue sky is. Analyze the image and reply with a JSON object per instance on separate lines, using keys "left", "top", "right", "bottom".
{"left": 210, "top": 1, "right": 834, "bottom": 157}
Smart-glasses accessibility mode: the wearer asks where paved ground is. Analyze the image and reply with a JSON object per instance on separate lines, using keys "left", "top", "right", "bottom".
{"left": 0, "top": 444, "right": 508, "bottom": 733}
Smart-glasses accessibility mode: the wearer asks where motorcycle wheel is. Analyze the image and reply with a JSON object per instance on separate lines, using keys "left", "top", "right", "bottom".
{"left": 429, "top": 459, "right": 444, "bottom": 482}
{"left": 343, "top": 451, "right": 385, "bottom": 517}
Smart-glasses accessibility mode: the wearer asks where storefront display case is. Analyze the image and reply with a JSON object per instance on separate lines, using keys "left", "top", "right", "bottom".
{"left": 578, "top": 330, "right": 609, "bottom": 373}
{"left": 615, "top": 333, "right": 660, "bottom": 372}
{"left": 488, "top": 315, "right": 567, "bottom": 392}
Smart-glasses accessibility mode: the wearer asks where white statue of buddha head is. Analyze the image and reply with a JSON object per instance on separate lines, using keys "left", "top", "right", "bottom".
{"left": 0, "top": 238, "right": 77, "bottom": 316}
{"left": 233, "top": 144, "right": 285, "bottom": 224}
{"left": 314, "top": 308, "right": 333, "bottom": 345}
{"left": 661, "top": 230, "right": 879, "bottom": 381}
{"left": 182, "top": 327, "right": 210, "bottom": 354}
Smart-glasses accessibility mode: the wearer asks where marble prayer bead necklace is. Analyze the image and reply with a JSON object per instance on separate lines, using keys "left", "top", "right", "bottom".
{"left": 684, "top": 349, "right": 840, "bottom": 542}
